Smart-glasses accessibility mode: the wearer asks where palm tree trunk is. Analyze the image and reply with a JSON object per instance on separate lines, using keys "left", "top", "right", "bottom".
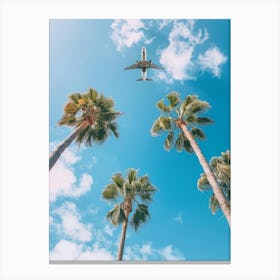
{"left": 49, "top": 121, "right": 88, "bottom": 170}
{"left": 176, "top": 120, "right": 231, "bottom": 227}
{"left": 117, "top": 219, "right": 128, "bottom": 261}
{"left": 117, "top": 199, "right": 132, "bottom": 261}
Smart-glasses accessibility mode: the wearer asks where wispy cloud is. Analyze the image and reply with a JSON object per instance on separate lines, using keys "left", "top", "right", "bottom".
{"left": 111, "top": 19, "right": 145, "bottom": 51}
{"left": 50, "top": 239, "right": 114, "bottom": 261}
{"left": 124, "top": 242, "right": 185, "bottom": 261}
{"left": 124, "top": 242, "right": 153, "bottom": 260}
{"left": 158, "top": 244, "right": 185, "bottom": 260}
{"left": 144, "top": 36, "right": 156, "bottom": 45}
{"left": 173, "top": 212, "right": 183, "bottom": 224}
{"left": 197, "top": 46, "right": 227, "bottom": 77}
{"left": 158, "top": 19, "right": 173, "bottom": 30}
{"left": 54, "top": 202, "right": 92, "bottom": 242}
{"left": 49, "top": 146, "right": 93, "bottom": 201}
{"left": 104, "top": 224, "right": 115, "bottom": 237}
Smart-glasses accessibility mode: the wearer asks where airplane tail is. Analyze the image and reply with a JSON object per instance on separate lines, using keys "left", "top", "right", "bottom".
{"left": 136, "top": 78, "right": 153, "bottom": 81}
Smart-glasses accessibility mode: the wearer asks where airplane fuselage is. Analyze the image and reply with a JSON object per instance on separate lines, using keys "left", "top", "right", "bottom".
{"left": 124, "top": 46, "right": 163, "bottom": 81}
{"left": 141, "top": 47, "right": 146, "bottom": 61}
{"left": 136, "top": 47, "right": 152, "bottom": 71}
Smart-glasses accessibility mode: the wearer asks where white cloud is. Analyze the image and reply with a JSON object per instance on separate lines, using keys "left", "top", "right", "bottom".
{"left": 198, "top": 46, "right": 227, "bottom": 77}
{"left": 158, "top": 20, "right": 209, "bottom": 82}
{"left": 144, "top": 36, "right": 155, "bottom": 45}
{"left": 124, "top": 242, "right": 185, "bottom": 261}
{"left": 78, "top": 244, "right": 114, "bottom": 260}
{"left": 104, "top": 224, "right": 115, "bottom": 237}
{"left": 111, "top": 19, "right": 145, "bottom": 51}
{"left": 50, "top": 235, "right": 185, "bottom": 261}
{"left": 158, "top": 245, "right": 185, "bottom": 261}
{"left": 62, "top": 148, "right": 81, "bottom": 164}
{"left": 50, "top": 239, "right": 82, "bottom": 260}
{"left": 124, "top": 242, "right": 153, "bottom": 260}
{"left": 158, "top": 19, "right": 173, "bottom": 30}
{"left": 139, "top": 243, "right": 152, "bottom": 257}
{"left": 173, "top": 212, "right": 183, "bottom": 224}
{"left": 159, "top": 42, "right": 194, "bottom": 81}
{"left": 157, "top": 20, "right": 228, "bottom": 83}
{"left": 50, "top": 240, "right": 114, "bottom": 261}
{"left": 49, "top": 146, "right": 93, "bottom": 202}
{"left": 55, "top": 202, "right": 92, "bottom": 242}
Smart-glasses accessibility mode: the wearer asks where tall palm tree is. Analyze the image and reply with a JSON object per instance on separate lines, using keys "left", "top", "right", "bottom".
{"left": 102, "top": 169, "right": 156, "bottom": 261}
{"left": 151, "top": 92, "right": 231, "bottom": 227}
{"left": 49, "top": 88, "right": 120, "bottom": 170}
{"left": 198, "top": 150, "right": 230, "bottom": 214}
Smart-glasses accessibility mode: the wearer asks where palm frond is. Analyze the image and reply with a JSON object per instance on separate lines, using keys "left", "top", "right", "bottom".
{"left": 183, "top": 137, "right": 193, "bottom": 153}
{"left": 191, "top": 127, "right": 206, "bottom": 140}
{"left": 182, "top": 95, "right": 197, "bottom": 107}
{"left": 58, "top": 115, "right": 77, "bottom": 126}
{"left": 69, "top": 93, "right": 83, "bottom": 103}
{"left": 108, "top": 122, "right": 119, "bottom": 138}
{"left": 159, "top": 116, "right": 172, "bottom": 130}
{"left": 124, "top": 182, "right": 134, "bottom": 198}
{"left": 197, "top": 173, "right": 211, "bottom": 191}
{"left": 209, "top": 195, "right": 219, "bottom": 214}
{"left": 221, "top": 150, "right": 230, "bottom": 164}
{"left": 175, "top": 133, "right": 184, "bottom": 152}
{"left": 63, "top": 102, "right": 79, "bottom": 114}
{"left": 112, "top": 173, "right": 125, "bottom": 190}
{"left": 106, "top": 204, "right": 126, "bottom": 226}
{"left": 164, "top": 131, "right": 174, "bottom": 151}
{"left": 156, "top": 100, "right": 170, "bottom": 113}
{"left": 167, "top": 92, "right": 180, "bottom": 108}
{"left": 194, "top": 117, "right": 214, "bottom": 125}
{"left": 130, "top": 204, "right": 150, "bottom": 231}
{"left": 87, "top": 88, "right": 98, "bottom": 101}
{"left": 188, "top": 100, "right": 210, "bottom": 114}
{"left": 137, "top": 181, "right": 156, "bottom": 203}
{"left": 75, "top": 127, "right": 88, "bottom": 145}
{"left": 92, "top": 126, "right": 109, "bottom": 144}
{"left": 127, "top": 169, "right": 137, "bottom": 184}
{"left": 151, "top": 119, "right": 163, "bottom": 136}
{"left": 184, "top": 114, "right": 197, "bottom": 124}
{"left": 102, "top": 183, "right": 119, "bottom": 200}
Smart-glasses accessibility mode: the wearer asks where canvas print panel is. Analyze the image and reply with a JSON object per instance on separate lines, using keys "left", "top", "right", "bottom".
{"left": 49, "top": 19, "right": 230, "bottom": 262}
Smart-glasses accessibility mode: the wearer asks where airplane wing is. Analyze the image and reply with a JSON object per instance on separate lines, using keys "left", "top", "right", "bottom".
{"left": 148, "top": 63, "right": 164, "bottom": 70}
{"left": 124, "top": 63, "right": 140, "bottom": 70}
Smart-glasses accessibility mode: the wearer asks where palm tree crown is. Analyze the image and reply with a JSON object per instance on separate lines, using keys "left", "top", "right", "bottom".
{"left": 59, "top": 88, "right": 120, "bottom": 146}
{"left": 102, "top": 168, "right": 156, "bottom": 230}
{"left": 49, "top": 88, "right": 120, "bottom": 170}
{"left": 151, "top": 92, "right": 213, "bottom": 152}
{"left": 197, "top": 150, "right": 231, "bottom": 214}
{"left": 102, "top": 169, "right": 156, "bottom": 260}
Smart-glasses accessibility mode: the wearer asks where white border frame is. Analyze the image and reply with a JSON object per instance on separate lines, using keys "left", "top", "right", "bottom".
{"left": 1, "top": 0, "right": 279, "bottom": 279}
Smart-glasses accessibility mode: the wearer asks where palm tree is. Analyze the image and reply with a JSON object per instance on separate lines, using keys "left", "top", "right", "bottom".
{"left": 102, "top": 169, "right": 156, "bottom": 261}
{"left": 49, "top": 88, "right": 120, "bottom": 170}
{"left": 151, "top": 92, "right": 231, "bottom": 227}
{"left": 198, "top": 150, "right": 230, "bottom": 214}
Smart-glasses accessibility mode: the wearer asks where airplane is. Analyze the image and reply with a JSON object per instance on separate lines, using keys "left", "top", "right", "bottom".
{"left": 124, "top": 47, "right": 164, "bottom": 81}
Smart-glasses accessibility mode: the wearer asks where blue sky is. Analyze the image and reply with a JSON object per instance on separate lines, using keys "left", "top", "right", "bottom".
{"left": 49, "top": 19, "right": 230, "bottom": 262}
